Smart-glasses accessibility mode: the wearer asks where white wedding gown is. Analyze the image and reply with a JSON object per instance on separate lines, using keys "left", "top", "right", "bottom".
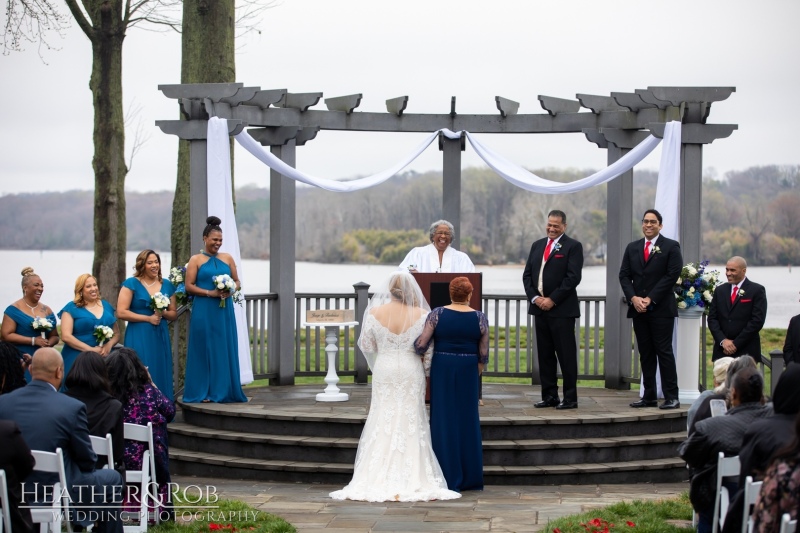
{"left": 329, "top": 313, "right": 461, "bottom": 502}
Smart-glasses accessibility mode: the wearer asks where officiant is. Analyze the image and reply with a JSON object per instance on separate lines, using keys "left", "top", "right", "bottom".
{"left": 399, "top": 220, "right": 475, "bottom": 274}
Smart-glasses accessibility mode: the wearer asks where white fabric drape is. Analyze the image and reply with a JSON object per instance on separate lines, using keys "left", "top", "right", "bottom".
{"left": 207, "top": 117, "right": 254, "bottom": 385}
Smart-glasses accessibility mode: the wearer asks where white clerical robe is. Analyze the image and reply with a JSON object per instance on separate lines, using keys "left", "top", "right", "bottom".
{"left": 398, "top": 244, "right": 475, "bottom": 273}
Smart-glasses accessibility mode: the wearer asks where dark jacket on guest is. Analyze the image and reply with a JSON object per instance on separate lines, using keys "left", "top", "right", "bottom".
{"left": 0, "top": 419, "right": 35, "bottom": 533}
{"left": 680, "top": 402, "right": 773, "bottom": 470}
{"left": 65, "top": 386, "right": 126, "bottom": 476}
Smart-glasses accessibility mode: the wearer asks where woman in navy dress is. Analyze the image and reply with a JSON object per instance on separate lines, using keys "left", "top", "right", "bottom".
{"left": 1, "top": 267, "right": 60, "bottom": 374}
{"left": 182, "top": 216, "right": 247, "bottom": 403}
{"left": 117, "top": 250, "right": 177, "bottom": 400}
{"left": 415, "top": 276, "right": 488, "bottom": 492}
{"left": 59, "top": 273, "right": 120, "bottom": 387}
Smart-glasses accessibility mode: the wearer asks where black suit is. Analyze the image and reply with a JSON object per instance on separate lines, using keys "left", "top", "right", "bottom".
{"left": 66, "top": 386, "right": 125, "bottom": 476}
{"left": 0, "top": 419, "right": 35, "bottom": 533}
{"left": 707, "top": 278, "right": 767, "bottom": 361}
{"left": 619, "top": 234, "right": 682, "bottom": 402}
{"left": 782, "top": 314, "right": 800, "bottom": 366}
{"left": 0, "top": 380, "right": 123, "bottom": 533}
{"left": 523, "top": 234, "right": 583, "bottom": 403}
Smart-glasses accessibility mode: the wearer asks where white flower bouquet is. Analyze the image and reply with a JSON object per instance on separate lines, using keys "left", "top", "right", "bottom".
{"left": 169, "top": 264, "right": 192, "bottom": 307}
{"left": 93, "top": 325, "right": 114, "bottom": 346}
{"left": 212, "top": 274, "right": 237, "bottom": 308}
{"left": 149, "top": 292, "right": 170, "bottom": 314}
{"left": 32, "top": 317, "right": 54, "bottom": 338}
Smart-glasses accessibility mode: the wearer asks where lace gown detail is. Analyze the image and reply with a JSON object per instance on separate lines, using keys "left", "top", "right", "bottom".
{"left": 329, "top": 313, "right": 460, "bottom": 502}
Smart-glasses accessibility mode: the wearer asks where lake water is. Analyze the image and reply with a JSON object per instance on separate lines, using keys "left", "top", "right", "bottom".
{"left": 2, "top": 250, "right": 798, "bottom": 328}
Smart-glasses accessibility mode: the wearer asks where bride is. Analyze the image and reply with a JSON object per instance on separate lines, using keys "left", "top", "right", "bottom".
{"left": 330, "top": 272, "right": 461, "bottom": 502}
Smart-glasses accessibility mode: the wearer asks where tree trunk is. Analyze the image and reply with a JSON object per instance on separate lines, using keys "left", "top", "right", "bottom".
{"left": 85, "top": 1, "right": 128, "bottom": 309}
{"left": 171, "top": 0, "right": 236, "bottom": 388}
{"left": 171, "top": 0, "right": 236, "bottom": 269}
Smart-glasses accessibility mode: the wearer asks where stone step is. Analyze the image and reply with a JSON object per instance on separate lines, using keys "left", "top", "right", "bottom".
{"left": 168, "top": 422, "right": 686, "bottom": 466}
{"left": 168, "top": 447, "right": 688, "bottom": 485}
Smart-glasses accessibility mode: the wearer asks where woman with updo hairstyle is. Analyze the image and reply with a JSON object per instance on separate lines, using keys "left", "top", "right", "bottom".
{"left": 182, "top": 216, "right": 247, "bottom": 403}
{"left": 414, "top": 276, "right": 489, "bottom": 492}
{"left": 117, "top": 250, "right": 177, "bottom": 400}
{"left": 59, "top": 273, "right": 120, "bottom": 386}
{"left": 1, "top": 267, "right": 60, "bottom": 375}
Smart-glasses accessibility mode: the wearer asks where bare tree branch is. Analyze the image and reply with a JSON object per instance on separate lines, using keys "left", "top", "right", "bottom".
{"left": 124, "top": 99, "right": 150, "bottom": 172}
{"left": 2, "top": 0, "right": 71, "bottom": 57}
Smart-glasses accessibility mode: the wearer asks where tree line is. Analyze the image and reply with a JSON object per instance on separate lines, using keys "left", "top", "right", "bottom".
{"left": 1, "top": 164, "right": 798, "bottom": 266}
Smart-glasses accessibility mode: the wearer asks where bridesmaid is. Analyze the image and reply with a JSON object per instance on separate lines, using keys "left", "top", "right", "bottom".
{"left": 117, "top": 250, "right": 177, "bottom": 400}
{"left": 1, "top": 267, "right": 60, "bottom": 376}
{"left": 183, "top": 216, "right": 247, "bottom": 403}
{"left": 59, "top": 273, "right": 120, "bottom": 387}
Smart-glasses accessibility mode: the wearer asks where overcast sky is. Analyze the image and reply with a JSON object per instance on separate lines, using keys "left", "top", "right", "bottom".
{"left": 1, "top": 0, "right": 798, "bottom": 195}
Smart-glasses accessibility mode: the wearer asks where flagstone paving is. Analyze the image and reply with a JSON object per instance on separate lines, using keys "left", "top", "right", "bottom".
{"left": 173, "top": 475, "right": 689, "bottom": 533}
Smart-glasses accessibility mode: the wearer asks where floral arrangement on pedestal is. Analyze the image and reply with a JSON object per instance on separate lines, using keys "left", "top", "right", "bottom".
{"left": 674, "top": 260, "right": 721, "bottom": 314}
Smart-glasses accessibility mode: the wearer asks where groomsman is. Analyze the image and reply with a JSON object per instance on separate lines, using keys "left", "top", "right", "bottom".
{"left": 619, "top": 209, "right": 682, "bottom": 409}
{"left": 523, "top": 210, "right": 583, "bottom": 410}
{"left": 707, "top": 256, "right": 767, "bottom": 361}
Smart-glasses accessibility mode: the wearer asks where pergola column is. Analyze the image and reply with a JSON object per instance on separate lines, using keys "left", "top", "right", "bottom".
{"left": 439, "top": 132, "right": 465, "bottom": 248}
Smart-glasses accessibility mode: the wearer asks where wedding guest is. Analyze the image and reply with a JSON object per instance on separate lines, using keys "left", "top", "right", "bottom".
{"left": 59, "top": 273, "right": 120, "bottom": 386}
{"left": 522, "top": 209, "right": 583, "bottom": 410}
{"left": 399, "top": 220, "right": 475, "bottom": 273}
{"left": 707, "top": 256, "right": 767, "bottom": 361}
{"left": 106, "top": 347, "right": 175, "bottom": 519}
{"left": 752, "top": 410, "right": 800, "bottom": 533}
{"left": 679, "top": 366, "right": 771, "bottom": 533}
{"left": 117, "top": 249, "right": 177, "bottom": 400}
{"left": 689, "top": 355, "right": 759, "bottom": 436}
{"left": 415, "top": 276, "right": 488, "bottom": 492}
{"left": 183, "top": 216, "right": 247, "bottom": 403}
{"left": 1, "top": 267, "right": 59, "bottom": 374}
{"left": 619, "top": 209, "right": 682, "bottom": 410}
{"left": 0, "top": 341, "right": 27, "bottom": 394}
{"left": 65, "top": 351, "right": 125, "bottom": 475}
{"left": 686, "top": 356, "right": 734, "bottom": 431}
{"left": 0, "top": 419, "right": 35, "bottom": 533}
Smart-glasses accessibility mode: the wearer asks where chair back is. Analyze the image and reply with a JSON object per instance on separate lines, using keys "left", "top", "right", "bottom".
{"left": 781, "top": 514, "right": 798, "bottom": 533}
{"left": 123, "top": 422, "right": 160, "bottom": 532}
{"left": 0, "top": 469, "right": 12, "bottom": 533}
{"left": 30, "top": 448, "right": 72, "bottom": 533}
{"left": 741, "top": 476, "right": 762, "bottom": 533}
{"left": 712, "top": 452, "right": 741, "bottom": 533}
{"left": 90, "top": 433, "right": 115, "bottom": 470}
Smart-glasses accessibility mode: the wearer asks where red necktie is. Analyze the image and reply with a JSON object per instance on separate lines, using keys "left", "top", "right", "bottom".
{"left": 644, "top": 241, "right": 651, "bottom": 261}
{"left": 544, "top": 239, "right": 554, "bottom": 261}
{"left": 731, "top": 285, "right": 737, "bottom": 304}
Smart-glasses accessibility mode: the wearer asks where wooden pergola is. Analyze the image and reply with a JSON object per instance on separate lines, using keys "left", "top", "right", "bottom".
{"left": 157, "top": 84, "right": 737, "bottom": 387}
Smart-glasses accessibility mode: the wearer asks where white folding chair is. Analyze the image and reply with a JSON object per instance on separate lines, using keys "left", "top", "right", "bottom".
{"left": 30, "top": 448, "right": 72, "bottom": 533}
{"left": 123, "top": 422, "right": 160, "bottom": 533}
{"left": 781, "top": 514, "right": 798, "bottom": 533}
{"left": 741, "top": 475, "right": 762, "bottom": 533}
{"left": 0, "top": 469, "right": 12, "bottom": 533}
{"left": 712, "top": 452, "right": 741, "bottom": 533}
{"left": 90, "top": 433, "right": 115, "bottom": 470}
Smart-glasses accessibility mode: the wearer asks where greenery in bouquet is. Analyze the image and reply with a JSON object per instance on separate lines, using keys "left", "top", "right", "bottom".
{"left": 169, "top": 265, "right": 192, "bottom": 308}
{"left": 31, "top": 316, "right": 54, "bottom": 336}
{"left": 674, "top": 260, "right": 721, "bottom": 314}
{"left": 93, "top": 325, "right": 114, "bottom": 346}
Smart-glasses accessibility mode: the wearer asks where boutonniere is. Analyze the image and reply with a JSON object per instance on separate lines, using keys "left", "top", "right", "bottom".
{"left": 652, "top": 246, "right": 661, "bottom": 254}
{"left": 738, "top": 289, "right": 745, "bottom": 297}
{"left": 553, "top": 243, "right": 562, "bottom": 252}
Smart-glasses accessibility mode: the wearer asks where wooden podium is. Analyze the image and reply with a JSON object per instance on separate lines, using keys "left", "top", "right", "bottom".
{"left": 411, "top": 272, "right": 482, "bottom": 309}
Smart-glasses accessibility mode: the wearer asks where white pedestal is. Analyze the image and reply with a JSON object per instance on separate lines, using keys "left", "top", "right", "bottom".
{"left": 677, "top": 309, "right": 703, "bottom": 405}
{"left": 301, "top": 321, "right": 358, "bottom": 402}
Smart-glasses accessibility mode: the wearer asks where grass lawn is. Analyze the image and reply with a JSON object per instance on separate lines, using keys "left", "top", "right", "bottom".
{"left": 546, "top": 492, "right": 694, "bottom": 533}
{"left": 149, "top": 494, "right": 295, "bottom": 533}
